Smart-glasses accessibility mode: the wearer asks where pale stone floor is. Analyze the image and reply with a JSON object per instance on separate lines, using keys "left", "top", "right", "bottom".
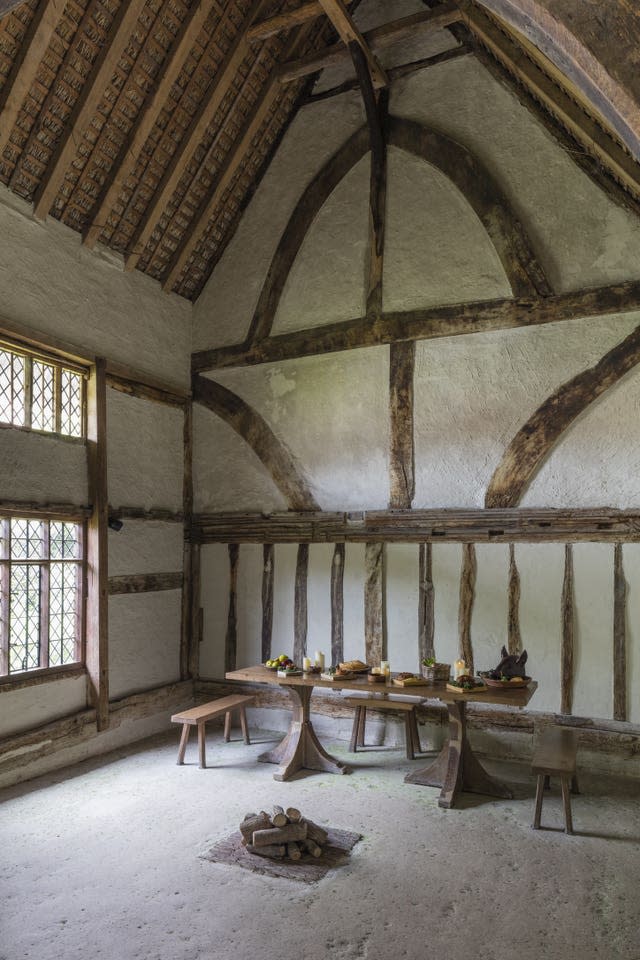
{"left": 1, "top": 727, "right": 640, "bottom": 960}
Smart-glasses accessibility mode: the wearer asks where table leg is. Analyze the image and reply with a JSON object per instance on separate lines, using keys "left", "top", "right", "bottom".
{"left": 257, "top": 684, "right": 349, "bottom": 781}
{"left": 404, "top": 701, "right": 513, "bottom": 808}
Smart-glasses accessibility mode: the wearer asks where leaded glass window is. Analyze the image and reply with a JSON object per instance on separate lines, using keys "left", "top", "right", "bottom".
{"left": 0, "top": 344, "right": 85, "bottom": 439}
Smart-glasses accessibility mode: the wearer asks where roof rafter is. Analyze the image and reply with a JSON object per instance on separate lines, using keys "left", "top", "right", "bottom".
{"left": 317, "top": 0, "right": 387, "bottom": 89}
{"left": 0, "top": 0, "right": 26, "bottom": 20}
{"left": 124, "top": 0, "right": 268, "bottom": 274}
{"left": 247, "top": 0, "right": 354, "bottom": 43}
{"left": 32, "top": 0, "right": 149, "bottom": 220}
{"left": 82, "top": 0, "right": 219, "bottom": 250}
{"left": 0, "top": 0, "right": 59, "bottom": 158}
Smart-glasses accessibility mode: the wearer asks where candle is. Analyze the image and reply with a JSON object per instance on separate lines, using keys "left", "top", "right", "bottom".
{"left": 454, "top": 658, "right": 466, "bottom": 679}
{"left": 381, "top": 660, "right": 390, "bottom": 677}
{"left": 314, "top": 650, "right": 325, "bottom": 670}
{"left": 303, "top": 656, "right": 312, "bottom": 671}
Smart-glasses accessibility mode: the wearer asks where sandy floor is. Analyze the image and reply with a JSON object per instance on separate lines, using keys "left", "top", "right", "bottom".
{"left": 1, "top": 727, "right": 639, "bottom": 960}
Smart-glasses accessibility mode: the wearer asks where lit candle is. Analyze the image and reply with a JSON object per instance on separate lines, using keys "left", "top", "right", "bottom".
{"left": 303, "top": 656, "right": 312, "bottom": 671}
{"left": 454, "top": 658, "right": 466, "bottom": 679}
{"left": 381, "top": 660, "right": 390, "bottom": 677}
{"left": 314, "top": 650, "right": 325, "bottom": 670}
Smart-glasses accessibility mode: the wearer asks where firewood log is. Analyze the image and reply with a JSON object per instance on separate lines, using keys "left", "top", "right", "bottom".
{"left": 302, "top": 818, "right": 328, "bottom": 845}
{"left": 302, "top": 838, "right": 322, "bottom": 858}
{"left": 285, "top": 806, "right": 302, "bottom": 822}
{"left": 247, "top": 844, "right": 285, "bottom": 859}
{"left": 287, "top": 842, "right": 302, "bottom": 861}
{"left": 239, "top": 812, "right": 272, "bottom": 845}
{"left": 272, "top": 805, "right": 288, "bottom": 827}
{"left": 252, "top": 823, "right": 308, "bottom": 847}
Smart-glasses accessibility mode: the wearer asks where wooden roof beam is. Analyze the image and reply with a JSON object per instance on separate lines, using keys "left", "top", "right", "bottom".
{"left": 32, "top": 0, "right": 149, "bottom": 221}
{"left": 317, "top": 0, "right": 387, "bottom": 89}
{"left": 124, "top": 0, "right": 267, "bottom": 273}
{"left": 0, "top": 0, "right": 26, "bottom": 20}
{"left": 83, "top": 0, "right": 218, "bottom": 250}
{"left": 0, "top": 0, "right": 60, "bottom": 157}
{"left": 278, "top": 1, "right": 461, "bottom": 84}
{"left": 247, "top": 0, "right": 353, "bottom": 43}
{"left": 459, "top": 1, "right": 640, "bottom": 201}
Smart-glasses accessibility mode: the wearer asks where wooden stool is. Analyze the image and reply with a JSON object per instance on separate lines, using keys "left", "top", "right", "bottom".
{"left": 532, "top": 726, "right": 580, "bottom": 834}
{"left": 171, "top": 695, "right": 254, "bottom": 769}
{"left": 343, "top": 695, "right": 422, "bottom": 760}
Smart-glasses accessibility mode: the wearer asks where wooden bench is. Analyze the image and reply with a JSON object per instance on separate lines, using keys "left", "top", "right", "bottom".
{"left": 532, "top": 726, "right": 580, "bottom": 834}
{"left": 171, "top": 695, "right": 254, "bottom": 769}
{"left": 343, "top": 694, "right": 422, "bottom": 760}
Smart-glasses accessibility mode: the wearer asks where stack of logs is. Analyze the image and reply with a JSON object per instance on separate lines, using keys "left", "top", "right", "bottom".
{"left": 240, "top": 805, "right": 329, "bottom": 861}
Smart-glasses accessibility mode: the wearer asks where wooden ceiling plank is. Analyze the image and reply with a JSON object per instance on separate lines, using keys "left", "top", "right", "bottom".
{"left": 161, "top": 23, "right": 317, "bottom": 293}
{"left": 317, "top": 0, "right": 387, "bottom": 89}
{"left": 124, "top": 0, "right": 267, "bottom": 273}
{"left": 83, "top": 0, "right": 218, "bottom": 249}
{"left": 0, "top": 0, "right": 27, "bottom": 21}
{"left": 247, "top": 0, "right": 353, "bottom": 43}
{"left": 32, "top": 0, "right": 149, "bottom": 221}
{"left": 460, "top": 2, "right": 640, "bottom": 201}
{"left": 0, "top": 0, "right": 60, "bottom": 158}
{"left": 279, "top": 1, "right": 461, "bottom": 84}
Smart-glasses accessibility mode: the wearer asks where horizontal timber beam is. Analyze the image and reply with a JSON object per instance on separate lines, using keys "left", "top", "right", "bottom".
{"left": 247, "top": 0, "right": 354, "bottom": 42}
{"left": 108, "top": 572, "right": 183, "bottom": 595}
{"left": 0, "top": 500, "right": 91, "bottom": 520}
{"left": 193, "top": 508, "right": 640, "bottom": 545}
{"left": 192, "top": 280, "right": 640, "bottom": 373}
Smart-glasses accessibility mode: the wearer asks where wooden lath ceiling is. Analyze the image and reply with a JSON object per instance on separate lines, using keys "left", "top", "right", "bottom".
{"left": 0, "top": 0, "right": 640, "bottom": 303}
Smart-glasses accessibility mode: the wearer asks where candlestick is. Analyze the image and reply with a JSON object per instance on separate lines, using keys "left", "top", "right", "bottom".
{"left": 314, "top": 650, "right": 325, "bottom": 670}
{"left": 303, "top": 656, "right": 312, "bottom": 671}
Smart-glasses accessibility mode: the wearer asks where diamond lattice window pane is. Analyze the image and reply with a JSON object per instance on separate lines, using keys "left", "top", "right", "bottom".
{"left": 0, "top": 350, "right": 25, "bottom": 426}
{"left": 11, "top": 519, "right": 44, "bottom": 560}
{"left": 49, "top": 562, "right": 80, "bottom": 666}
{"left": 32, "top": 361, "right": 55, "bottom": 432}
{"left": 60, "top": 369, "right": 82, "bottom": 437}
{"left": 9, "top": 564, "right": 40, "bottom": 672}
{"left": 50, "top": 522, "right": 79, "bottom": 560}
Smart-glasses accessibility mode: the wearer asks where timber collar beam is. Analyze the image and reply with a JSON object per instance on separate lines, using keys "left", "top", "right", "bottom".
{"left": 191, "top": 280, "right": 640, "bottom": 373}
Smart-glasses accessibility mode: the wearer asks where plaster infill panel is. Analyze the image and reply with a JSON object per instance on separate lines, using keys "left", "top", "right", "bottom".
{"left": 108, "top": 591, "right": 181, "bottom": 700}
{"left": 199, "top": 543, "right": 229, "bottom": 680}
{"left": 0, "top": 429, "right": 88, "bottom": 504}
{"left": 386, "top": 543, "right": 420, "bottom": 674}
{"left": 272, "top": 156, "right": 368, "bottom": 334}
{"left": 193, "top": 92, "right": 366, "bottom": 351}
{"left": 343, "top": 542, "right": 366, "bottom": 665}
{"left": 211, "top": 348, "right": 389, "bottom": 511}
{"left": 572, "top": 543, "right": 614, "bottom": 721}
{"left": 107, "top": 520, "right": 183, "bottom": 576}
{"left": 192, "top": 404, "right": 288, "bottom": 514}
{"left": 515, "top": 543, "right": 563, "bottom": 714}
{"left": 0, "top": 674, "right": 87, "bottom": 739}
{"left": 392, "top": 57, "right": 640, "bottom": 294}
{"left": 0, "top": 188, "right": 190, "bottom": 388}
{"left": 472, "top": 545, "right": 510, "bottom": 675}
{"left": 432, "top": 543, "right": 463, "bottom": 666}
{"left": 384, "top": 148, "right": 511, "bottom": 313}
{"left": 622, "top": 544, "right": 640, "bottom": 725}
{"left": 107, "top": 390, "right": 183, "bottom": 512}
{"left": 523, "top": 351, "right": 640, "bottom": 507}
{"left": 413, "top": 315, "right": 639, "bottom": 508}
{"left": 306, "top": 543, "right": 334, "bottom": 660}
{"left": 273, "top": 544, "right": 297, "bottom": 658}
{"left": 236, "top": 544, "right": 263, "bottom": 670}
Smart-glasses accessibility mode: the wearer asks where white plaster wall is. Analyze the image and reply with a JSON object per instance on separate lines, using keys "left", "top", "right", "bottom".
{"left": 516, "top": 544, "right": 564, "bottom": 714}
{"left": 107, "top": 390, "right": 184, "bottom": 511}
{"left": 107, "top": 520, "right": 183, "bottom": 576}
{"left": 572, "top": 543, "right": 614, "bottom": 720}
{"left": 209, "top": 347, "right": 389, "bottom": 510}
{"left": 472, "top": 545, "right": 510, "bottom": 674}
{"left": 414, "top": 315, "right": 640, "bottom": 508}
{"left": 392, "top": 56, "right": 640, "bottom": 294}
{"left": 432, "top": 544, "right": 462, "bottom": 667}
{"left": 0, "top": 675, "right": 87, "bottom": 738}
{"left": 108, "top": 591, "right": 182, "bottom": 699}
{"left": 272, "top": 156, "right": 369, "bottom": 333}
{"left": 192, "top": 92, "right": 366, "bottom": 350}
{"left": 384, "top": 147, "right": 511, "bottom": 312}
{"left": 0, "top": 188, "right": 190, "bottom": 387}
{"left": 0, "top": 429, "right": 88, "bottom": 504}
{"left": 342, "top": 543, "right": 366, "bottom": 665}
{"left": 236, "top": 544, "right": 263, "bottom": 669}
{"left": 307, "top": 544, "right": 334, "bottom": 660}
{"left": 386, "top": 543, "right": 420, "bottom": 673}
{"left": 272, "top": 544, "right": 297, "bottom": 657}
{"left": 623, "top": 544, "right": 640, "bottom": 726}
{"left": 199, "top": 543, "right": 229, "bottom": 680}
{"left": 193, "top": 404, "right": 288, "bottom": 513}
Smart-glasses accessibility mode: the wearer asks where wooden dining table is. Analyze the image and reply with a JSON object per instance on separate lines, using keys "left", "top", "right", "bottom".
{"left": 225, "top": 665, "right": 537, "bottom": 808}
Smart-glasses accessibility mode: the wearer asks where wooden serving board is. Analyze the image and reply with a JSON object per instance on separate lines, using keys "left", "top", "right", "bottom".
{"left": 392, "top": 677, "right": 424, "bottom": 687}
{"left": 446, "top": 681, "right": 487, "bottom": 693}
